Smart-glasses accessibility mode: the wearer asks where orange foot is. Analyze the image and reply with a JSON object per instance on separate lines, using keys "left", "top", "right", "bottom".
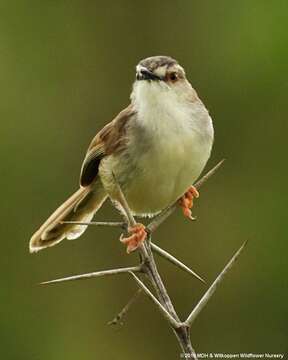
{"left": 179, "top": 185, "right": 199, "bottom": 220}
{"left": 120, "top": 223, "right": 147, "bottom": 254}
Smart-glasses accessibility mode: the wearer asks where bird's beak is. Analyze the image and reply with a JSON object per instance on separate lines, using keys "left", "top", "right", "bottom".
{"left": 136, "top": 66, "right": 161, "bottom": 81}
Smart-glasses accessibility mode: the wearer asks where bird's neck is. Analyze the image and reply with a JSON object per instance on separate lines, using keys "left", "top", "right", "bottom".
{"left": 131, "top": 81, "right": 196, "bottom": 132}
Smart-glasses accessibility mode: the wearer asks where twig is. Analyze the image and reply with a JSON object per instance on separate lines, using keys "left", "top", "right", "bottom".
{"left": 185, "top": 240, "right": 248, "bottom": 326}
{"left": 146, "top": 206, "right": 176, "bottom": 234}
{"left": 112, "top": 172, "right": 136, "bottom": 227}
{"left": 151, "top": 242, "right": 205, "bottom": 283}
{"left": 61, "top": 221, "right": 126, "bottom": 229}
{"left": 107, "top": 238, "right": 207, "bottom": 327}
{"left": 108, "top": 288, "right": 142, "bottom": 326}
{"left": 194, "top": 159, "right": 225, "bottom": 189}
{"left": 129, "top": 272, "right": 180, "bottom": 328}
{"left": 40, "top": 266, "right": 141, "bottom": 285}
{"left": 112, "top": 172, "right": 150, "bottom": 261}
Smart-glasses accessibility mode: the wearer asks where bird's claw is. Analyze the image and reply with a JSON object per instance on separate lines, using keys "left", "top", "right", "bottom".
{"left": 179, "top": 185, "right": 199, "bottom": 220}
{"left": 120, "top": 223, "right": 147, "bottom": 253}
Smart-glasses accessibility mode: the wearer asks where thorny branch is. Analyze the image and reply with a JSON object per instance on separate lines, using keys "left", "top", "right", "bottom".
{"left": 41, "top": 160, "right": 248, "bottom": 359}
{"left": 107, "top": 288, "right": 142, "bottom": 326}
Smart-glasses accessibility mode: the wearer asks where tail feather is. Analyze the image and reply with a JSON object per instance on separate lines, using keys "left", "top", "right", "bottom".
{"left": 30, "top": 182, "right": 107, "bottom": 253}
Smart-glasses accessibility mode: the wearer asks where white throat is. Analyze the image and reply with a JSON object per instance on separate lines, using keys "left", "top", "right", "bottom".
{"left": 131, "top": 81, "right": 194, "bottom": 132}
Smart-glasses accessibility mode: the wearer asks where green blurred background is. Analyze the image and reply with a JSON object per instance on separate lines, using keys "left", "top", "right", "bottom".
{"left": 1, "top": 1, "right": 287, "bottom": 359}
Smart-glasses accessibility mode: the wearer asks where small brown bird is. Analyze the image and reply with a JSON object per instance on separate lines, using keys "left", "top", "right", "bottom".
{"left": 30, "top": 56, "right": 214, "bottom": 254}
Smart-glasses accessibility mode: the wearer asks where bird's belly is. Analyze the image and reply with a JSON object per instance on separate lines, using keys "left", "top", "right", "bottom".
{"left": 101, "top": 132, "right": 211, "bottom": 216}
{"left": 128, "top": 149, "right": 207, "bottom": 215}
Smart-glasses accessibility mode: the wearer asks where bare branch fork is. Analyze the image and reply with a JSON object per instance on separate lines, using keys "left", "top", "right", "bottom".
{"left": 41, "top": 160, "right": 248, "bottom": 359}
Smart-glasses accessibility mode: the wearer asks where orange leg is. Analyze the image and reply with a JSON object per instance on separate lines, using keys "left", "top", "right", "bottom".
{"left": 120, "top": 223, "right": 147, "bottom": 253}
{"left": 178, "top": 186, "right": 199, "bottom": 220}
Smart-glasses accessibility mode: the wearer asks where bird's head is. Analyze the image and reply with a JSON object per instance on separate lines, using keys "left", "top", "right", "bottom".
{"left": 131, "top": 56, "right": 194, "bottom": 105}
{"left": 136, "top": 56, "right": 185, "bottom": 82}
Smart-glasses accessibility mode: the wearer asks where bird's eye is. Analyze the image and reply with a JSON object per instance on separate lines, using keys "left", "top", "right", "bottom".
{"left": 168, "top": 72, "right": 178, "bottom": 82}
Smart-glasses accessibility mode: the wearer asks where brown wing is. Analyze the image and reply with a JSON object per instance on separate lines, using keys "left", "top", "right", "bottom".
{"left": 80, "top": 104, "right": 136, "bottom": 187}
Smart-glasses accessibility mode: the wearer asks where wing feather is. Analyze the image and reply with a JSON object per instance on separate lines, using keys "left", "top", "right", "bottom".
{"left": 80, "top": 105, "right": 136, "bottom": 187}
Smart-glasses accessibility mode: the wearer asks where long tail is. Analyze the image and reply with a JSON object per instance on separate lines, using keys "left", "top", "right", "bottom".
{"left": 30, "top": 180, "right": 107, "bottom": 253}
